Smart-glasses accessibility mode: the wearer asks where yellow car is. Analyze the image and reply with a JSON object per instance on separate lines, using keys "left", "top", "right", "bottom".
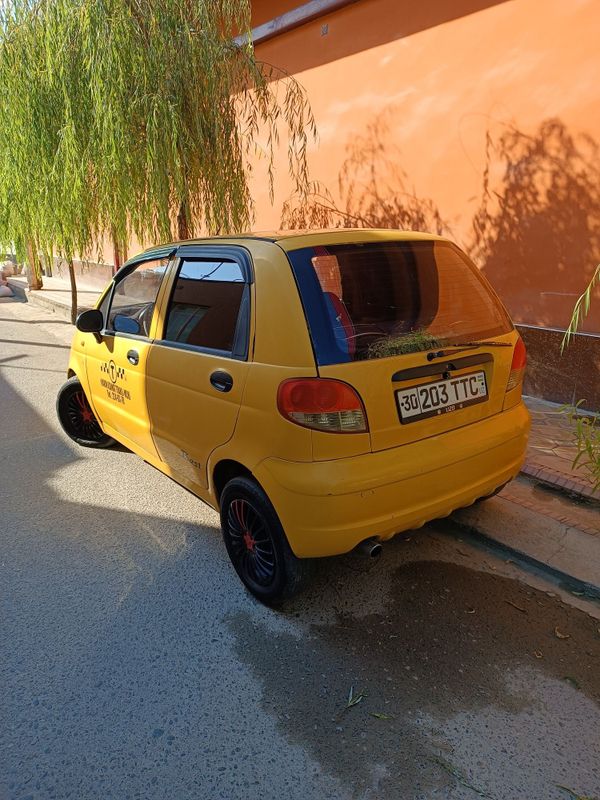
{"left": 57, "top": 230, "right": 530, "bottom": 604}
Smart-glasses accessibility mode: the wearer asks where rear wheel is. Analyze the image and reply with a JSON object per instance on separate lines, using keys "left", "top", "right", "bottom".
{"left": 220, "top": 476, "right": 311, "bottom": 606}
{"left": 56, "top": 376, "right": 115, "bottom": 448}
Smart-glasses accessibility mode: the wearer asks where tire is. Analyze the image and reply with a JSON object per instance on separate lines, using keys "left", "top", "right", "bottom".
{"left": 56, "top": 376, "right": 115, "bottom": 448}
{"left": 220, "top": 476, "right": 311, "bottom": 606}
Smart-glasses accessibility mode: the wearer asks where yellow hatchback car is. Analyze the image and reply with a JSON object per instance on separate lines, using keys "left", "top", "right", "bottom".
{"left": 57, "top": 230, "right": 530, "bottom": 604}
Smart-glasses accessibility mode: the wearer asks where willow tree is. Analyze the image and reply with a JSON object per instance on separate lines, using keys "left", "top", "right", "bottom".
{"left": 0, "top": 0, "right": 315, "bottom": 318}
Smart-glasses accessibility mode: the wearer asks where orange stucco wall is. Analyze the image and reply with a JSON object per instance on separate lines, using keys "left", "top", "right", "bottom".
{"left": 248, "top": 0, "right": 600, "bottom": 334}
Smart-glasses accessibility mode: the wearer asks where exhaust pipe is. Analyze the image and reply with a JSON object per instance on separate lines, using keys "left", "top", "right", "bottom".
{"left": 357, "top": 537, "right": 383, "bottom": 559}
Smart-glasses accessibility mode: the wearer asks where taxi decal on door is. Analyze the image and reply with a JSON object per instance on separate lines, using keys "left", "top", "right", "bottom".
{"left": 100, "top": 360, "right": 131, "bottom": 405}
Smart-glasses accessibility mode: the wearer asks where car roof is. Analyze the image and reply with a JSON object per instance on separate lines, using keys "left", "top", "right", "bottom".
{"left": 138, "top": 228, "right": 447, "bottom": 260}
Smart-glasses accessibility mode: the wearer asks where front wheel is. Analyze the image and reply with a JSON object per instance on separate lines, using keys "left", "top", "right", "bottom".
{"left": 56, "top": 376, "right": 115, "bottom": 448}
{"left": 220, "top": 476, "right": 311, "bottom": 606}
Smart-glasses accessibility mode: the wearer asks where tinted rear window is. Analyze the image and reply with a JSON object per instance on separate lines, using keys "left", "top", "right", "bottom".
{"left": 287, "top": 241, "right": 513, "bottom": 365}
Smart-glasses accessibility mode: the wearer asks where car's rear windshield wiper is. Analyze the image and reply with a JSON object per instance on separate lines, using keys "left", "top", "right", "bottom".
{"left": 426, "top": 341, "right": 512, "bottom": 361}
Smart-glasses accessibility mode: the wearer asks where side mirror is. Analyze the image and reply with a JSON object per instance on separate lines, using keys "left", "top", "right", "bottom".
{"left": 76, "top": 309, "right": 103, "bottom": 342}
{"left": 113, "top": 315, "right": 141, "bottom": 336}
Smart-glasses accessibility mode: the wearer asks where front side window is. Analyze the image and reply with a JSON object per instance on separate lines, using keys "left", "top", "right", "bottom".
{"left": 107, "top": 258, "right": 168, "bottom": 337}
{"left": 287, "top": 241, "right": 513, "bottom": 365}
{"left": 162, "top": 259, "right": 247, "bottom": 355}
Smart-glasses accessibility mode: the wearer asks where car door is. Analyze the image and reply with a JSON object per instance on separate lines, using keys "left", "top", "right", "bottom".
{"left": 84, "top": 251, "right": 173, "bottom": 459}
{"left": 145, "top": 245, "right": 252, "bottom": 490}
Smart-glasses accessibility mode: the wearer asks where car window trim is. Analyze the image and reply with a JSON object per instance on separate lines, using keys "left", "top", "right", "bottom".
{"left": 157, "top": 246, "right": 252, "bottom": 361}
{"left": 152, "top": 338, "right": 247, "bottom": 361}
{"left": 174, "top": 244, "right": 254, "bottom": 283}
{"left": 113, "top": 245, "right": 177, "bottom": 281}
{"left": 231, "top": 283, "right": 251, "bottom": 359}
{"left": 100, "top": 330, "right": 152, "bottom": 344}
{"left": 102, "top": 249, "right": 176, "bottom": 339}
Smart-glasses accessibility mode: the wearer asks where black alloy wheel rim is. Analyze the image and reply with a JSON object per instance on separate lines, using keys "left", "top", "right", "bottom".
{"left": 66, "top": 389, "right": 105, "bottom": 442}
{"left": 227, "top": 499, "right": 277, "bottom": 587}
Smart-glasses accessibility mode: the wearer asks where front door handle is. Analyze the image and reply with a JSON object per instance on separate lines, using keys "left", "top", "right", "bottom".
{"left": 210, "top": 370, "right": 233, "bottom": 393}
{"left": 127, "top": 349, "right": 139, "bottom": 366}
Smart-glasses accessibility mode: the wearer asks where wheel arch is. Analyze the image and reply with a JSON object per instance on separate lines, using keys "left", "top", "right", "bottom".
{"left": 212, "top": 459, "right": 253, "bottom": 507}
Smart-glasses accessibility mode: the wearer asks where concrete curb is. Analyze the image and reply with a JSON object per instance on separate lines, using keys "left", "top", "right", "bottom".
{"left": 443, "top": 519, "right": 600, "bottom": 602}
{"left": 6, "top": 277, "right": 27, "bottom": 301}
{"left": 452, "top": 484, "right": 600, "bottom": 600}
{"left": 521, "top": 461, "right": 598, "bottom": 503}
{"left": 7, "top": 277, "right": 92, "bottom": 322}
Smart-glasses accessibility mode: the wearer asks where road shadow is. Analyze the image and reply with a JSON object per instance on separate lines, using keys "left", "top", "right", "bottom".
{"left": 2, "top": 356, "right": 600, "bottom": 799}
{"left": 228, "top": 540, "right": 600, "bottom": 798}
{"left": 0, "top": 316, "right": 71, "bottom": 325}
{"left": 0, "top": 365, "right": 229, "bottom": 798}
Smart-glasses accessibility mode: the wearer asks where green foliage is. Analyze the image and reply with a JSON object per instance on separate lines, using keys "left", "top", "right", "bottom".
{"left": 366, "top": 329, "right": 442, "bottom": 359}
{"left": 0, "top": 0, "right": 315, "bottom": 262}
{"left": 561, "top": 265, "right": 600, "bottom": 351}
{"left": 563, "top": 403, "right": 600, "bottom": 494}
{"left": 560, "top": 267, "right": 599, "bottom": 495}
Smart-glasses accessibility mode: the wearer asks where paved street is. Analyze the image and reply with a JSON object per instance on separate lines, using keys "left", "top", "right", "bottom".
{"left": 1, "top": 296, "right": 600, "bottom": 800}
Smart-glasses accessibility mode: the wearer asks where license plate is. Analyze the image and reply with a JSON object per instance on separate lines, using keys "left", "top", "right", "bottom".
{"left": 396, "top": 371, "right": 488, "bottom": 424}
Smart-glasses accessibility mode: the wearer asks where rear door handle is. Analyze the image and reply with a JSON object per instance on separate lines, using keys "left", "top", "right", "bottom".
{"left": 210, "top": 370, "right": 233, "bottom": 393}
{"left": 127, "top": 349, "right": 139, "bottom": 366}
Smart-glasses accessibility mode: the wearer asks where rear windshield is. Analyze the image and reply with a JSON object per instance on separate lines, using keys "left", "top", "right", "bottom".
{"left": 287, "top": 240, "right": 513, "bottom": 366}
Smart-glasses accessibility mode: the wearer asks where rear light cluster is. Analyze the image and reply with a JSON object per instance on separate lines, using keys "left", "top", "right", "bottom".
{"left": 277, "top": 378, "right": 368, "bottom": 433}
{"left": 506, "top": 336, "right": 527, "bottom": 392}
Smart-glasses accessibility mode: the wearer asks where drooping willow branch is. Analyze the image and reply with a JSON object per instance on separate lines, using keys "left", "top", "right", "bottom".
{"left": 0, "top": 0, "right": 316, "bottom": 267}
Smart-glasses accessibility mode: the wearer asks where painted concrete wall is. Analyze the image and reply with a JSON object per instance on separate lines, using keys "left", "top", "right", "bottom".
{"left": 249, "top": 0, "right": 600, "bottom": 335}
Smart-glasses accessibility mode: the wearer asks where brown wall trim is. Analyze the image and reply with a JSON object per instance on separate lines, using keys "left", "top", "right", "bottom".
{"left": 238, "top": 0, "right": 360, "bottom": 45}
{"left": 516, "top": 324, "right": 599, "bottom": 411}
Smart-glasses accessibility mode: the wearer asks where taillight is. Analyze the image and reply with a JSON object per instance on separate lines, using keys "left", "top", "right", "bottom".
{"left": 506, "top": 336, "right": 527, "bottom": 392}
{"left": 277, "top": 378, "right": 368, "bottom": 433}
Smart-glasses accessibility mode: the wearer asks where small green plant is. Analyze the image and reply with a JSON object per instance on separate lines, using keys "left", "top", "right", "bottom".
{"left": 563, "top": 403, "right": 600, "bottom": 494}
{"left": 367, "top": 329, "right": 442, "bottom": 359}
{"left": 561, "top": 266, "right": 599, "bottom": 496}
{"left": 561, "top": 265, "right": 600, "bottom": 352}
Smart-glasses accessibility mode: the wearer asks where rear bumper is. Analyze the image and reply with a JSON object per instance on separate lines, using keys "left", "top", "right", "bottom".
{"left": 254, "top": 402, "right": 530, "bottom": 557}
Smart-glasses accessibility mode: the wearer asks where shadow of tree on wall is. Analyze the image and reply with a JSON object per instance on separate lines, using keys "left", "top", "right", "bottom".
{"left": 282, "top": 115, "right": 600, "bottom": 335}
{"left": 281, "top": 113, "right": 451, "bottom": 236}
{"left": 471, "top": 118, "right": 600, "bottom": 330}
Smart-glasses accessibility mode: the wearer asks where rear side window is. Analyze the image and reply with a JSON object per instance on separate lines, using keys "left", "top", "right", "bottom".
{"left": 162, "top": 259, "right": 248, "bottom": 356}
{"left": 287, "top": 241, "right": 513, "bottom": 365}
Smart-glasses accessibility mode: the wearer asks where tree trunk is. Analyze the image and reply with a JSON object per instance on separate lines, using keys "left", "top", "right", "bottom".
{"left": 112, "top": 231, "right": 129, "bottom": 275}
{"left": 67, "top": 257, "right": 78, "bottom": 325}
{"left": 112, "top": 230, "right": 121, "bottom": 276}
{"left": 25, "top": 239, "right": 43, "bottom": 290}
{"left": 177, "top": 201, "right": 190, "bottom": 241}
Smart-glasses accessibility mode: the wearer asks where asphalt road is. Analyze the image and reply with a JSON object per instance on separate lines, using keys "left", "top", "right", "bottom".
{"left": 1, "top": 296, "right": 599, "bottom": 800}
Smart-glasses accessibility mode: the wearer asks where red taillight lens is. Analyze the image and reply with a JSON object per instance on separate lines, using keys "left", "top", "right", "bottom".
{"left": 506, "top": 336, "right": 527, "bottom": 392}
{"left": 277, "top": 378, "right": 368, "bottom": 433}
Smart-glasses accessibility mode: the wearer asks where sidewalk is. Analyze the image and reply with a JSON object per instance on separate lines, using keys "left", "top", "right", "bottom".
{"left": 7, "top": 272, "right": 599, "bottom": 595}
{"left": 8, "top": 274, "right": 101, "bottom": 320}
{"left": 523, "top": 396, "right": 598, "bottom": 501}
{"left": 455, "top": 400, "right": 598, "bottom": 598}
